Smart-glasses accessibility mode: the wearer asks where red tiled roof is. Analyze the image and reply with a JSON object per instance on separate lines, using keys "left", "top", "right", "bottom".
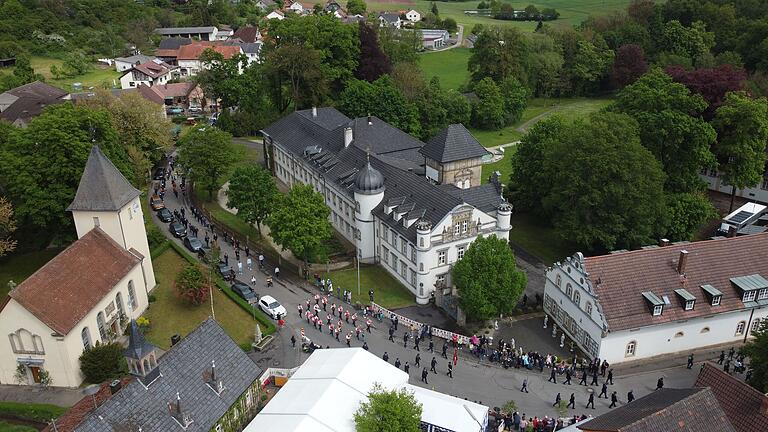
{"left": 8, "top": 228, "right": 141, "bottom": 335}
{"left": 233, "top": 26, "right": 259, "bottom": 43}
{"left": 154, "top": 49, "right": 179, "bottom": 58}
{"left": 133, "top": 61, "right": 171, "bottom": 78}
{"left": 177, "top": 43, "right": 241, "bottom": 60}
{"left": 695, "top": 363, "right": 768, "bottom": 432}
{"left": 585, "top": 234, "right": 768, "bottom": 331}
{"left": 148, "top": 82, "right": 197, "bottom": 99}
{"left": 42, "top": 378, "right": 132, "bottom": 432}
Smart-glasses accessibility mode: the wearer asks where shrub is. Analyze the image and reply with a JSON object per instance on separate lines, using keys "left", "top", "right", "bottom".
{"left": 145, "top": 223, "right": 166, "bottom": 249}
{"left": 174, "top": 264, "right": 210, "bottom": 306}
{"left": 79, "top": 342, "right": 128, "bottom": 384}
{"left": 147, "top": 294, "right": 157, "bottom": 303}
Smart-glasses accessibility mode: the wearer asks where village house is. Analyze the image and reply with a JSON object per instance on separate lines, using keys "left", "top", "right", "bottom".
{"left": 420, "top": 29, "right": 450, "bottom": 50}
{"left": 701, "top": 167, "right": 768, "bottom": 205}
{"left": 255, "top": 0, "right": 276, "bottom": 11}
{"left": 379, "top": 12, "right": 402, "bottom": 28}
{"left": 405, "top": 9, "right": 422, "bottom": 22}
{"left": 176, "top": 43, "right": 243, "bottom": 77}
{"left": 137, "top": 82, "right": 211, "bottom": 113}
{"left": 113, "top": 54, "right": 155, "bottom": 72}
{"left": 0, "top": 81, "right": 69, "bottom": 127}
{"left": 266, "top": 9, "right": 285, "bottom": 20}
{"left": 0, "top": 146, "right": 155, "bottom": 387}
{"left": 543, "top": 234, "right": 768, "bottom": 364}
{"left": 118, "top": 60, "right": 176, "bottom": 89}
{"left": 154, "top": 26, "right": 219, "bottom": 41}
{"left": 262, "top": 108, "right": 510, "bottom": 304}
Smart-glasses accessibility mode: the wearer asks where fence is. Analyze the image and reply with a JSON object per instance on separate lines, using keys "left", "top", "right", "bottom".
{"left": 370, "top": 302, "right": 472, "bottom": 346}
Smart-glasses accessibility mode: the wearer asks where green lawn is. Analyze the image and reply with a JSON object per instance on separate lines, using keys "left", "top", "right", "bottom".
{"left": 509, "top": 212, "right": 577, "bottom": 264}
{"left": 481, "top": 146, "right": 516, "bottom": 185}
{"left": 327, "top": 265, "right": 415, "bottom": 309}
{"left": 0, "top": 402, "right": 68, "bottom": 422}
{"left": 0, "top": 421, "right": 36, "bottom": 432}
{"left": 0, "top": 249, "right": 63, "bottom": 299}
{"left": 143, "top": 249, "right": 257, "bottom": 349}
{"left": 419, "top": 48, "right": 471, "bottom": 91}
{"left": 0, "top": 56, "right": 121, "bottom": 92}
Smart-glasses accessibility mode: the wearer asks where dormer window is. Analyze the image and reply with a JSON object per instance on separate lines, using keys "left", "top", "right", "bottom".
{"left": 653, "top": 305, "right": 663, "bottom": 316}
{"left": 685, "top": 300, "right": 694, "bottom": 311}
{"left": 743, "top": 290, "right": 756, "bottom": 302}
{"left": 643, "top": 291, "right": 665, "bottom": 316}
{"left": 674, "top": 288, "right": 695, "bottom": 311}
{"left": 701, "top": 284, "right": 722, "bottom": 306}
{"left": 759, "top": 288, "right": 768, "bottom": 301}
{"left": 731, "top": 274, "right": 768, "bottom": 304}
{"left": 711, "top": 296, "right": 721, "bottom": 306}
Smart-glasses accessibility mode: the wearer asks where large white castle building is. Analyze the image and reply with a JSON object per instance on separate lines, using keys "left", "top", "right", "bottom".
{"left": 262, "top": 108, "right": 511, "bottom": 304}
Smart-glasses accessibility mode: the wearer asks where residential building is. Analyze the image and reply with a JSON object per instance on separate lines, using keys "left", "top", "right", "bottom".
{"left": 241, "top": 42, "right": 263, "bottom": 65}
{"left": 405, "top": 9, "right": 422, "bottom": 22}
{"left": 118, "top": 60, "right": 176, "bottom": 89}
{"left": 155, "top": 37, "right": 192, "bottom": 65}
{"left": 0, "top": 81, "right": 69, "bottom": 127}
{"left": 154, "top": 26, "right": 219, "bottom": 41}
{"left": 255, "top": 0, "right": 276, "bottom": 11}
{"left": 176, "top": 43, "right": 242, "bottom": 77}
{"left": 266, "top": 10, "right": 285, "bottom": 20}
{"left": 695, "top": 363, "right": 768, "bottom": 432}
{"left": 48, "top": 318, "right": 262, "bottom": 432}
{"left": 216, "top": 24, "right": 234, "bottom": 40}
{"left": 243, "top": 348, "right": 487, "bottom": 431}
{"left": 137, "top": 82, "right": 209, "bottom": 113}
{"left": 701, "top": 168, "right": 768, "bottom": 204}
{"left": 420, "top": 29, "right": 450, "bottom": 50}
{"left": 0, "top": 146, "right": 155, "bottom": 387}
{"left": 233, "top": 25, "right": 260, "bottom": 43}
{"left": 578, "top": 387, "right": 735, "bottom": 432}
{"left": 379, "top": 12, "right": 402, "bottom": 28}
{"left": 262, "top": 108, "right": 510, "bottom": 304}
{"left": 543, "top": 234, "right": 768, "bottom": 364}
{"left": 286, "top": 1, "right": 313, "bottom": 14}
{"left": 113, "top": 54, "right": 155, "bottom": 72}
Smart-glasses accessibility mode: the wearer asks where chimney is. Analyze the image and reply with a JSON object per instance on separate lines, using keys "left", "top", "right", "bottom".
{"left": 659, "top": 238, "right": 670, "bottom": 247}
{"left": 210, "top": 360, "right": 216, "bottom": 382}
{"left": 344, "top": 127, "right": 353, "bottom": 147}
{"left": 677, "top": 250, "right": 689, "bottom": 275}
{"left": 176, "top": 392, "right": 182, "bottom": 414}
{"left": 367, "top": 114, "right": 372, "bottom": 125}
{"left": 312, "top": 106, "right": 317, "bottom": 117}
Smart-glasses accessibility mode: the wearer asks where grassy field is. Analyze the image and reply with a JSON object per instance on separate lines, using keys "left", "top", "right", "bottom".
{"left": 327, "top": 265, "right": 415, "bottom": 309}
{"left": 143, "top": 249, "right": 256, "bottom": 349}
{"left": 509, "top": 212, "right": 577, "bottom": 264}
{"left": 481, "top": 145, "right": 515, "bottom": 185}
{"left": 419, "top": 47, "right": 471, "bottom": 91}
{"left": 0, "top": 56, "right": 121, "bottom": 92}
{"left": 0, "top": 249, "right": 63, "bottom": 299}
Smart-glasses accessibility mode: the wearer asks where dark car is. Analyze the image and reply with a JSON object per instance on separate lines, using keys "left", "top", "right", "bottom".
{"left": 153, "top": 167, "right": 166, "bottom": 180}
{"left": 218, "top": 262, "right": 234, "bottom": 281}
{"left": 157, "top": 208, "right": 174, "bottom": 222}
{"left": 183, "top": 236, "right": 206, "bottom": 253}
{"left": 169, "top": 221, "right": 187, "bottom": 238}
{"left": 231, "top": 280, "right": 257, "bottom": 303}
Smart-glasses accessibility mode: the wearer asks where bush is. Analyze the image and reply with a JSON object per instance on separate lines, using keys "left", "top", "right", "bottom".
{"left": 147, "top": 294, "right": 157, "bottom": 303}
{"left": 0, "top": 401, "right": 66, "bottom": 422}
{"left": 79, "top": 342, "right": 128, "bottom": 384}
{"left": 174, "top": 264, "right": 210, "bottom": 306}
{"left": 146, "top": 223, "right": 166, "bottom": 250}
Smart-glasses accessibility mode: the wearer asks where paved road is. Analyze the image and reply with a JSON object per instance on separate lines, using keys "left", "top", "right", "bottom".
{"left": 150, "top": 160, "right": 702, "bottom": 420}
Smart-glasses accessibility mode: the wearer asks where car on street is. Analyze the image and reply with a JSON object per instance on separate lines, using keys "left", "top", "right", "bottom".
{"left": 157, "top": 208, "right": 173, "bottom": 222}
{"left": 258, "top": 295, "right": 287, "bottom": 319}
{"left": 218, "top": 262, "right": 235, "bottom": 281}
{"left": 150, "top": 195, "right": 165, "bottom": 210}
{"left": 169, "top": 221, "right": 187, "bottom": 238}
{"left": 231, "top": 280, "right": 257, "bottom": 303}
{"left": 183, "top": 235, "right": 207, "bottom": 254}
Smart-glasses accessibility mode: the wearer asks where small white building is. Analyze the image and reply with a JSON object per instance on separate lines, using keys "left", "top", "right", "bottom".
{"left": 262, "top": 109, "right": 509, "bottom": 305}
{"left": 243, "top": 348, "right": 488, "bottom": 431}
{"left": 379, "top": 12, "right": 402, "bottom": 28}
{"left": 0, "top": 146, "right": 155, "bottom": 387}
{"left": 420, "top": 29, "right": 450, "bottom": 50}
{"left": 266, "top": 10, "right": 285, "bottom": 20}
{"left": 154, "top": 26, "right": 218, "bottom": 41}
{"left": 701, "top": 168, "right": 768, "bottom": 204}
{"left": 119, "top": 60, "right": 175, "bottom": 89}
{"left": 113, "top": 54, "right": 155, "bottom": 72}
{"left": 241, "top": 42, "right": 263, "bottom": 65}
{"left": 405, "top": 9, "right": 421, "bottom": 22}
{"left": 543, "top": 234, "right": 768, "bottom": 365}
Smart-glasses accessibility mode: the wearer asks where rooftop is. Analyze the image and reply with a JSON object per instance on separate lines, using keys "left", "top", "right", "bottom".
{"left": 695, "top": 363, "right": 768, "bottom": 432}
{"left": 177, "top": 43, "right": 242, "bottom": 60}
{"left": 155, "top": 26, "right": 217, "bottom": 35}
{"left": 420, "top": 124, "right": 489, "bottom": 163}
{"left": 68, "top": 145, "right": 141, "bottom": 212}
{"left": 0, "top": 81, "right": 69, "bottom": 125}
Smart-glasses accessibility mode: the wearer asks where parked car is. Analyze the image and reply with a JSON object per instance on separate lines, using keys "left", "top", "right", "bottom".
{"left": 258, "top": 295, "right": 287, "bottom": 319}
{"left": 153, "top": 167, "right": 166, "bottom": 180}
{"left": 169, "top": 221, "right": 187, "bottom": 238}
{"left": 157, "top": 208, "right": 174, "bottom": 222}
{"left": 231, "top": 280, "right": 257, "bottom": 303}
{"left": 166, "top": 106, "right": 183, "bottom": 115}
{"left": 150, "top": 195, "right": 165, "bottom": 210}
{"left": 188, "top": 106, "right": 202, "bottom": 113}
{"left": 218, "top": 262, "right": 234, "bottom": 281}
{"left": 183, "top": 236, "right": 206, "bottom": 254}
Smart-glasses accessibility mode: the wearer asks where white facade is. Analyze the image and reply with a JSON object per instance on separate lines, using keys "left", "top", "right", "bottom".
{"left": 287, "top": 1, "right": 305, "bottom": 13}
{"left": 701, "top": 169, "right": 768, "bottom": 204}
{"left": 405, "top": 9, "right": 421, "bottom": 22}
{"left": 266, "top": 10, "right": 285, "bottom": 20}
{"left": 119, "top": 68, "right": 171, "bottom": 90}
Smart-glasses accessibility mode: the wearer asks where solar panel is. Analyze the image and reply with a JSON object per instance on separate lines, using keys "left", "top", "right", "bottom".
{"left": 729, "top": 210, "right": 754, "bottom": 224}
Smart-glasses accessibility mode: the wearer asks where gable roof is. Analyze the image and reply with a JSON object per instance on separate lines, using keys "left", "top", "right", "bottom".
{"left": 579, "top": 387, "right": 734, "bottom": 432}
{"left": 114, "top": 54, "right": 154, "bottom": 64}
{"left": 155, "top": 26, "right": 217, "bottom": 35}
{"left": 158, "top": 37, "right": 192, "bottom": 50}
{"left": 67, "top": 145, "right": 141, "bottom": 211}
{"left": 124, "top": 320, "right": 156, "bottom": 360}
{"left": 73, "top": 318, "right": 262, "bottom": 432}
{"left": 379, "top": 12, "right": 400, "bottom": 23}
{"left": 241, "top": 42, "right": 262, "bottom": 54}
{"left": 420, "top": 124, "right": 489, "bottom": 163}
{"left": 141, "top": 82, "right": 197, "bottom": 100}
{"left": 695, "top": 363, "right": 768, "bottom": 432}
{"left": 0, "top": 81, "right": 68, "bottom": 125}
{"left": 132, "top": 61, "right": 173, "bottom": 78}
{"left": 233, "top": 26, "right": 259, "bottom": 43}
{"left": 585, "top": 233, "right": 768, "bottom": 331}
{"left": 177, "top": 43, "right": 242, "bottom": 60}
{"left": 7, "top": 228, "right": 140, "bottom": 335}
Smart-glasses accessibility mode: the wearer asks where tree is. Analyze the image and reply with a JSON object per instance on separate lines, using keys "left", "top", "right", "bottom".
{"left": 452, "top": 235, "right": 527, "bottom": 321}
{"left": 0, "top": 197, "right": 17, "bottom": 257}
{"left": 266, "top": 43, "right": 328, "bottom": 110}
{"left": 665, "top": 192, "right": 717, "bottom": 241}
{"left": 339, "top": 76, "right": 421, "bottom": 136}
{"left": 356, "top": 23, "right": 392, "bottom": 82}
{"left": 744, "top": 320, "right": 768, "bottom": 392}
{"left": 612, "top": 44, "right": 648, "bottom": 88}
{"left": 176, "top": 127, "right": 243, "bottom": 200}
{"left": 527, "top": 34, "right": 564, "bottom": 97}
{"left": 499, "top": 77, "right": 529, "bottom": 125}
{"left": 431, "top": 2, "right": 438, "bottom": 16}
{"left": 175, "top": 264, "right": 210, "bottom": 306}
{"left": 658, "top": 20, "right": 714, "bottom": 65}
{"left": 79, "top": 342, "right": 128, "bottom": 384}
{"left": 468, "top": 27, "right": 529, "bottom": 84}
{"left": 571, "top": 39, "right": 614, "bottom": 94}
{"left": 354, "top": 384, "right": 423, "bottom": 432}
{"left": 542, "top": 113, "right": 668, "bottom": 251}
{"left": 0, "top": 55, "right": 44, "bottom": 92}
{"left": 378, "top": 26, "right": 421, "bottom": 65}
{"left": 712, "top": 91, "right": 768, "bottom": 212}
{"left": 612, "top": 68, "right": 716, "bottom": 193}
{"left": 227, "top": 165, "right": 278, "bottom": 237}
{"left": 266, "top": 184, "right": 332, "bottom": 264}
{"left": 471, "top": 78, "right": 505, "bottom": 130}
{"left": 0, "top": 104, "right": 130, "bottom": 234}
{"left": 347, "top": 0, "right": 366, "bottom": 15}
{"left": 665, "top": 64, "right": 747, "bottom": 117}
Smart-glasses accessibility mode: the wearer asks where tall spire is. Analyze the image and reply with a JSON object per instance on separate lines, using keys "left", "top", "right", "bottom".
{"left": 67, "top": 145, "right": 140, "bottom": 211}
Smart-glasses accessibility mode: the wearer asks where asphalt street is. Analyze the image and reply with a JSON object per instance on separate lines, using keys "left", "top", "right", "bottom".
{"left": 151, "top": 164, "right": 701, "bottom": 420}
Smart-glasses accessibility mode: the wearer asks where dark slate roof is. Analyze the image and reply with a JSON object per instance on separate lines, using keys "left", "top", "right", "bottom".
{"left": 233, "top": 26, "right": 259, "bottom": 43}
{"left": 74, "top": 318, "right": 262, "bottom": 432}
{"left": 380, "top": 13, "right": 400, "bottom": 23}
{"left": 124, "top": 320, "right": 156, "bottom": 360}
{"left": 67, "top": 145, "right": 141, "bottom": 211}
{"left": 0, "top": 81, "right": 68, "bottom": 125}
{"left": 579, "top": 388, "right": 734, "bottom": 432}
{"left": 158, "top": 37, "right": 192, "bottom": 50}
{"left": 695, "top": 363, "right": 768, "bottom": 432}
{"left": 420, "top": 124, "right": 489, "bottom": 163}
{"left": 439, "top": 183, "right": 503, "bottom": 214}
{"left": 241, "top": 42, "right": 262, "bottom": 54}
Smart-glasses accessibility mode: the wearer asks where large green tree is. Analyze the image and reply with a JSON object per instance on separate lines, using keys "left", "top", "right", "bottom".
{"left": 612, "top": 68, "right": 716, "bottom": 193}
{"left": 665, "top": 192, "right": 717, "bottom": 241}
{"left": 712, "top": 91, "right": 768, "bottom": 212}
{"left": 468, "top": 26, "right": 529, "bottom": 84}
{"left": 354, "top": 385, "right": 423, "bottom": 432}
{"left": 266, "top": 184, "right": 332, "bottom": 264}
{"left": 0, "top": 197, "right": 17, "bottom": 257}
{"left": 176, "top": 127, "right": 243, "bottom": 200}
{"left": 744, "top": 321, "right": 768, "bottom": 393}
{"left": 339, "top": 76, "right": 421, "bottom": 136}
{"left": 471, "top": 78, "right": 505, "bottom": 130}
{"left": 452, "top": 235, "right": 527, "bottom": 321}
{"left": 266, "top": 43, "right": 328, "bottom": 110}
{"left": 226, "top": 165, "right": 278, "bottom": 237}
{"left": 0, "top": 104, "right": 130, "bottom": 234}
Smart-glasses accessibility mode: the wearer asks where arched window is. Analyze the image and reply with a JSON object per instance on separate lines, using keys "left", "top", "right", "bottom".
{"left": 18, "top": 329, "right": 34, "bottom": 352}
{"left": 128, "top": 281, "right": 137, "bottom": 310}
{"left": 97, "top": 312, "right": 107, "bottom": 340}
{"left": 736, "top": 321, "right": 746, "bottom": 336}
{"left": 573, "top": 291, "right": 581, "bottom": 307}
{"left": 751, "top": 318, "right": 762, "bottom": 334}
{"left": 8, "top": 333, "right": 21, "bottom": 353}
{"left": 625, "top": 341, "right": 636, "bottom": 357}
{"left": 32, "top": 335, "right": 44, "bottom": 354}
{"left": 585, "top": 302, "right": 593, "bottom": 315}
{"left": 82, "top": 327, "right": 92, "bottom": 350}
{"left": 565, "top": 283, "right": 573, "bottom": 298}
{"left": 556, "top": 275, "right": 562, "bottom": 288}
{"left": 115, "top": 292, "right": 125, "bottom": 319}
{"left": 701, "top": 327, "right": 710, "bottom": 333}
{"left": 674, "top": 331, "right": 684, "bottom": 338}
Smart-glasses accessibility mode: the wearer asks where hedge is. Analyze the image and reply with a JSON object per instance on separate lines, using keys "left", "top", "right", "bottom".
{"left": 167, "top": 241, "right": 276, "bottom": 335}
{"left": 150, "top": 240, "right": 172, "bottom": 260}
{"left": 0, "top": 401, "right": 66, "bottom": 422}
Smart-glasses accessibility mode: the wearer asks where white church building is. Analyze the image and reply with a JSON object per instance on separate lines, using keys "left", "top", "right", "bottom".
{"left": 0, "top": 146, "right": 155, "bottom": 387}
{"left": 543, "top": 234, "right": 768, "bottom": 364}
{"left": 262, "top": 108, "right": 511, "bottom": 304}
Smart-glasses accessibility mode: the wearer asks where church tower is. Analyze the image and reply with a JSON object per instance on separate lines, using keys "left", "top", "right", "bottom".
{"left": 67, "top": 145, "right": 156, "bottom": 289}
{"left": 353, "top": 156, "right": 385, "bottom": 263}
